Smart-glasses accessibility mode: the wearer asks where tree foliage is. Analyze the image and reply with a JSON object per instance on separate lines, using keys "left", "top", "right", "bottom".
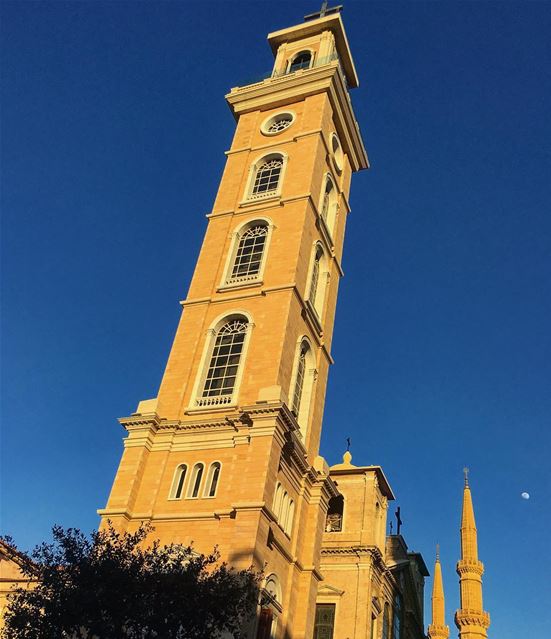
{"left": 2, "top": 524, "right": 260, "bottom": 639}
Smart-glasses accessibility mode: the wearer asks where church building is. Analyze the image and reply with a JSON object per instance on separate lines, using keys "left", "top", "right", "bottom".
{"left": 0, "top": 6, "right": 491, "bottom": 639}
{"left": 98, "top": 7, "right": 429, "bottom": 639}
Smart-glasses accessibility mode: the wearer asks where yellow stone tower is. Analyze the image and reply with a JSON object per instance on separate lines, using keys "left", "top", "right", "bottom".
{"left": 454, "top": 472, "right": 490, "bottom": 639}
{"left": 99, "top": 7, "right": 368, "bottom": 638}
{"left": 427, "top": 546, "right": 449, "bottom": 639}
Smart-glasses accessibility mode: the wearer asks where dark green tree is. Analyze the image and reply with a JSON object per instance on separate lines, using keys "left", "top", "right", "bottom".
{"left": 1, "top": 524, "right": 259, "bottom": 639}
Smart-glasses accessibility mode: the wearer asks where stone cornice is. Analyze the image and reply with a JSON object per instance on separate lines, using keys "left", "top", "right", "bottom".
{"left": 226, "top": 64, "right": 368, "bottom": 172}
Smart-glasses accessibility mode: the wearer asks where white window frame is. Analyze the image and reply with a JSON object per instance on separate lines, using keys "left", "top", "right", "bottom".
{"left": 219, "top": 218, "right": 274, "bottom": 290}
{"left": 241, "top": 152, "right": 288, "bottom": 204}
{"left": 306, "top": 242, "right": 329, "bottom": 320}
{"left": 260, "top": 110, "right": 296, "bottom": 137}
{"left": 188, "top": 311, "right": 254, "bottom": 411}
{"left": 168, "top": 463, "right": 188, "bottom": 500}
{"left": 186, "top": 462, "right": 205, "bottom": 499}
{"left": 331, "top": 132, "right": 344, "bottom": 174}
{"left": 319, "top": 173, "right": 338, "bottom": 237}
{"left": 203, "top": 461, "right": 222, "bottom": 498}
{"left": 286, "top": 49, "right": 315, "bottom": 73}
{"left": 288, "top": 337, "right": 317, "bottom": 437}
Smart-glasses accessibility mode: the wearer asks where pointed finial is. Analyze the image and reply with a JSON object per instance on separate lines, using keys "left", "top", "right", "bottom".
{"left": 436, "top": 543, "right": 440, "bottom": 561}
{"left": 463, "top": 466, "right": 470, "bottom": 486}
{"left": 346, "top": 437, "right": 351, "bottom": 451}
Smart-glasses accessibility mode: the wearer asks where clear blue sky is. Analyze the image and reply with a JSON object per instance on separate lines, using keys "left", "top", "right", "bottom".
{"left": 2, "top": 1, "right": 550, "bottom": 636}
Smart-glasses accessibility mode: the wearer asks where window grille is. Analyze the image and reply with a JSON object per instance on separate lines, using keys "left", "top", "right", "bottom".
{"left": 251, "top": 159, "right": 283, "bottom": 198}
{"left": 289, "top": 52, "right": 312, "bottom": 73}
{"left": 309, "top": 246, "right": 323, "bottom": 308}
{"left": 292, "top": 343, "right": 308, "bottom": 417}
{"left": 229, "top": 224, "right": 268, "bottom": 283}
{"left": 314, "top": 604, "right": 336, "bottom": 639}
{"left": 198, "top": 319, "right": 248, "bottom": 406}
{"left": 268, "top": 117, "right": 292, "bottom": 133}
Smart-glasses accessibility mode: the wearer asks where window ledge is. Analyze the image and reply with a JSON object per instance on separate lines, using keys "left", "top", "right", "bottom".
{"left": 239, "top": 194, "right": 281, "bottom": 208}
{"left": 217, "top": 279, "right": 263, "bottom": 293}
{"left": 305, "top": 300, "right": 323, "bottom": 335}
{"left": 185, "top": 403, "right": 237, "bottom": 416}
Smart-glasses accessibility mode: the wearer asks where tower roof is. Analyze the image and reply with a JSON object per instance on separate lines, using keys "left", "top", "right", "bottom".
{"left": 267, "top": 13, "right": 359, "bottom": 88}
{"left": 428, "top": 547, "right": 449, "bottom": 639}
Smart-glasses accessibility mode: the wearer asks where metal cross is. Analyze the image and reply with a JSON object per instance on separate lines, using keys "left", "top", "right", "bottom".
{"left": 395, "top": 507, "right": 403, "bottom": 535}
{"left": 304, "top": 1, "right": 343, "bottom": 22}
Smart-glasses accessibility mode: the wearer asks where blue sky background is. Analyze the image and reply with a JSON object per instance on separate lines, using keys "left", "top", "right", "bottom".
{"left": 2, "top": 1, "right": 550, "bottom": 636}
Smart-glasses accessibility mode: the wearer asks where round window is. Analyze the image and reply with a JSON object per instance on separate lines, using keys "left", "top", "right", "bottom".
{"left": 261, "top": 112, "right": 295, "bottom": 136}
{"left": 331, "top": 133, "right": 344, "bottom": 173}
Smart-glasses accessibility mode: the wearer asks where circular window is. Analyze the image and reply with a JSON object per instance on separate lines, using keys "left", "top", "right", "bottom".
{"left": 331, "top": 133, "right": 344, "bottom": 173}
{"left": 261, "top": 112, "right": 295, "bottom": 136}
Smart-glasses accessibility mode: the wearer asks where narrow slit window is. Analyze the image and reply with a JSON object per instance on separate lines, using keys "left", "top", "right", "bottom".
{"left": 229, "top": 224, "right": 268, "bottom": 283}
{"left": 251, "top": 158, "right": 283, "bottom": 197}
{"left": 188, "top": 463, "right": 204, "bottom": 498}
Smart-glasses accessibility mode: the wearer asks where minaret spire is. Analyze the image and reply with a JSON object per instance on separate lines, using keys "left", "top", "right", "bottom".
{"left": 427, "top": 546, "right": 449, "bottom": 639}
{"left": 454, "top": 472, "right": 490, "bottom": 639}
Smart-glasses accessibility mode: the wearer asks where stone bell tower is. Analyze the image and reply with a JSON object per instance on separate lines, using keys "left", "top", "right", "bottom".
{"left": 99, "top": 8, "right": 368, "bottom": 638}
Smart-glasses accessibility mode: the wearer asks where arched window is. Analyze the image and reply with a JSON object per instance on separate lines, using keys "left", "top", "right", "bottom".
{"left": 286, "top": 499, "right": 295, "bottom": 535}
{"left": 251, "top": 156, "right": 283, "bottom": 199}
{"left": 308, "top": 244, "right": 327, "bottom": 317}
{"left": 320, "top": 175, "right": 337, "bottom": 234}
{"left": 227, "top": 222, "right": 269, "bottom": 285}
{"left": 198, "top": 317, "right": 249, "bottom": 406}
{"left": 204, "top": 462, "right": 221, "bottom": 497}
{"left": 382, "top": 603, "right": 391, "bottom": 639}
{"left": 273, "top": 482, "right": 283, "bottom": 517}
{"left": 325, "top": 494, "right": 344, "bottom": 532}
{"left": 169, "top": 464, "right": 187, "bottom": 499}
{"left": 280, "top": 492, "right": 290, "bottom": 531}
{"left": 187, "top": 463, "right": 204, "bottom": 498}
{"left": 289, "top": 51, "right": 312, "bottom": 73}
{"left": 291, "top": 341, "right": 309, "bottom": 417}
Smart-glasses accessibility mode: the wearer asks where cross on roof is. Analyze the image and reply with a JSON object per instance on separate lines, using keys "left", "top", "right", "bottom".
{"left": 304, "top": 1, "right": 343, "bottom": 22}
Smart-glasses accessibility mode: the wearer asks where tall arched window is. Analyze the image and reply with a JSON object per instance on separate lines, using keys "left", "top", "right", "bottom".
{"left": 289, "top": 51, "right": 312, "bottom": 73}
{"left": 308, "top": 244, "right": 328, "bottom": 318}
{"left": 187, "top": 463, "right": 204, "bottom": 498}
{"left": 325, "top": 494, "right": 344, "bottom": 532}
{"left": 227, "top": 222, "right": 269, "bottom": 285}
{"left": 198, "top": 317, "right": 249, "bottom": 407}
{"left": 273, "top": 482, "right": 283, "bottom": 517}
{"left": 291, "top": 341, "right": 309, "bottom": 417}
{"left": 169, "top": 464, "right": 187, "bottom": 500}
{"left": 204, "top": 462, "right": 221, "bottom": 497}
{"left": 286, "top": 499, "right": 295, "bottom": 535}
{"left": 250, "top": 156, "right": 283, "bottom": 199}
{"left": 320, "top": 175, "right": 337, "bottom": 235}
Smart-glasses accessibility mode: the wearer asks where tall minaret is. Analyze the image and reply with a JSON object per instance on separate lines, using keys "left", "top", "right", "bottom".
{"left": 427, "top": 545, "right": 449, "bottom": 639}
{"left": 454, "top": 470, "right": 490, "bottom": 639}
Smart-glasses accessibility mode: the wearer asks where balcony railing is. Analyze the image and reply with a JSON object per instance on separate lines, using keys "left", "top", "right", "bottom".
{"left": 237, "top": 52, "right": 346, "bottom": 90}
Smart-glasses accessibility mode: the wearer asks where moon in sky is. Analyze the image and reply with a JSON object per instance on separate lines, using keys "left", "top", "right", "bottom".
{"left": 521, "top": 492, "right": 530, "bottom": 500}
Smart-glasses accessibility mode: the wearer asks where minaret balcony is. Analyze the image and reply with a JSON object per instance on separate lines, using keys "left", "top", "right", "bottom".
{"left": 454, "top": 609, "right": 491, "bottom": 629}
{"left": 427, "top": 624, "right": 450, "bottom": 639}
{"left": 456, "top": 558, "right": 485, "bottom": 576}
